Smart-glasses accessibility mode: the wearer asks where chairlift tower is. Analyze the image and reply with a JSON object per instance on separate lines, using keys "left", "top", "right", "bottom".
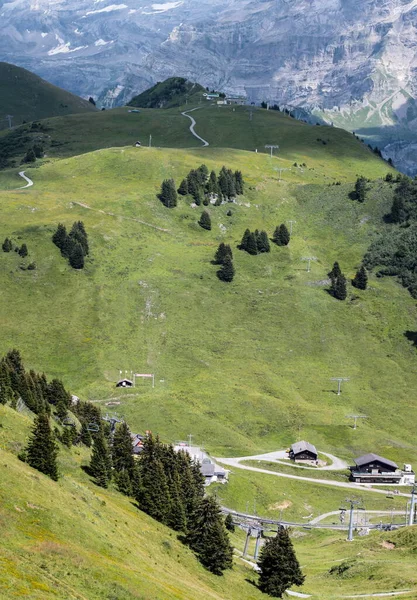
{"left": 408, "top": 484, "right": 417, "bottom": 526}
{"left": 331, "top": 377, "right": 349, "bottom": 395}
{"left": 301, "top": 256, "right": 317, "bottom": 272}
{"left": 345, "top": 498, "right": 363, "bottom": 541}
{"left": 103, "top": 413, "right": 123, "bottom": 435}
{"left": 265, "top": 144, "right": 279, "bottom": 158}
{"left": 287, "top": 220, "right": 296, "bottom": 234}
{"left": 5, "top": 115, "right": 13, "bottom": 129}
{"left": 346, "top": 415, "right": 367, "bottom": 429}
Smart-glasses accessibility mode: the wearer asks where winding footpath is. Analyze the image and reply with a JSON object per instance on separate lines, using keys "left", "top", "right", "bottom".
{"left": 217, "top": 452, "right": 411, "bottom": 498}
{"left": 17, "top": 171, "right": 34, "bottom": 189}
{"left": 181, "top": 108, "right": 210, "bottom": 147}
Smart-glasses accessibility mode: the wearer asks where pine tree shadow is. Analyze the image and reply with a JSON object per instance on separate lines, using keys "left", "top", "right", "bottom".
{"left": 245, "top": 578, "right": 259, "bottom": 589}
{"left": 405, "top": 331, "right": 417, "bottom": 347}
{"left": 81, "top": 464, "right": 93, "bottom": 477}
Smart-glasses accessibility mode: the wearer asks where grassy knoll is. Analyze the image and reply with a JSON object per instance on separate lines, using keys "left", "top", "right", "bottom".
{"left": 0, "top": 145, "right": 415, "bottom": 471}
{"left": 0, "top": 404, "right": 263, "bottom": 600}
{"left": 0, "top": 62, "right": 96, "bottom": 127}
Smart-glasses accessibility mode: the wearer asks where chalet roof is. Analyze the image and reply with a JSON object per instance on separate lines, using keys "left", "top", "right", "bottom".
{"left": 200, "top": 462, "right": 215, "bottom": 477}
{"left": 291, "top": 441, "right": 317, "bottom": 456}
{"left": 354, "top": 453, "right": 398, "bottom": 470}
{"left": 116, "top": 378, "right": 133, "bottom": 385}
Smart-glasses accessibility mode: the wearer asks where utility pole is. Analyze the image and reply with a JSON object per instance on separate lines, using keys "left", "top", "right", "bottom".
{"left": 301, "top": 256, "right": 317, "bottom": 272}
{"left": 345, "top": 498, "right": 362, "bottom": 541}
{"left": 287, "top": 220, "right": 296, "bottom": 234}
{"left": 188, "top": 433, "right": 193, "bottom": 447}
{"left": 408, "top": 485, "right": 417, "bottom": 526}
{"left": 5, "top": 115, "right": 13, "bottom": 129}
{"left": 331, "top": 377, "right": 350, "bottom": 395}
{"left": 346, "top": 415, "right": 367, "bottom": 429}
{"left": 149, "top": 134, "right": 152, "bottom": 148}
{"left": 265, "top": 144, "right": 279, "bottom": 158}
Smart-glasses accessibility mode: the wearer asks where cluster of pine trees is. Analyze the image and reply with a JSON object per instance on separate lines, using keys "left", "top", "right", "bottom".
{"left": 351, "top": 176, "right": 368, "bottom": 203}
{"left": 88, "top": 429, "right": 233, "bottom": 574}
{"left": 177, "top": 164, "right": 244, "bottom": 206}
{"left": 239, "top": 224, "right": 290, "bottom": 256}
{"left": 0, "top": 349, "right": 71, "bottom": 414}
{"left": 52, "top": 221, "right": 89, "bottom": 269}
{"left": 213, "top": 243, "right": 235, "bottom": 282}
{"left": 328, "top": 262, "right": 368, "bottom": 301}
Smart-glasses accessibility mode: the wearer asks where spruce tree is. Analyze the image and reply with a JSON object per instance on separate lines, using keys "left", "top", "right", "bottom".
{"left": 23, "top": 148, "right": 36, "bottom": 163}
{"left": 352, "top": 265, "right": 368, "bottom": 290}
{"left": 69, "top": 242, "right": 84, "bottom": 269}
{"left": 2, "top": 238, "right": 12, "bottom": 252}
{"left": 246, "top": 232, "right": 258, "bottom": 255}
{"left": 112, "top": 422, "right": 135, "bottom": 477}
{"left": 273, "top": 224, "right": 290, "bottom": 246}
{"left": 25, "top": 413, "right": 59, "bottom": 481}
{"left": 178, "top": 178, "right": 189, "bottom": 196}
{"left": 354, "top": 176, "right": 367, "bottom": 202}
{"left": 61, "top": 426, "right": 73, "bottom": 448}
{"left": 135, "top": 434, "right": 171, "bottom": 524}
{"left": 69, "top": 221, "right": 89, "bottom": 256}
{"left": 198, "top": 210, "right": 212, "bottom": 231}
{"left": 239, "top": 229, "right": 251, "bottom": 251}
{"left": 114, "top": 468, "right": 133, "bottom": 496}
{"left": 158, "top": 179, "right": 177, "bottom": 208}
{"left": 234, "top": 171, "right": 244, "bottom": 195}
{"left": 18, "top": 244, "right": 28, "bottom": 258}
{"left": 217, "top": 255, "right": 235, "bottom": 282}
{"left": 186, "top": 496, "right": 233, "bottom": 575}
{"left": 328, "top": 261, "right": 342, "bottom": 283}
{"left": 257, "top": 230, "right": 271, "bottom": 253}
{"left": 80, "top": 421, "right": 92, "bottom": 447}
{"left": 89, "top": 432, "right": 112, "bottom": 488}
{"left": 214, "top": 243, "right": 232, "bottom": 265}
{"left": 225, "top": 513, "right": 235, "bottom": 532}
{"left": 333, "top": 273, "right": 347, "bottom": 300}
{"left": 257, "top": 527, "right": 305, "bottom": 597}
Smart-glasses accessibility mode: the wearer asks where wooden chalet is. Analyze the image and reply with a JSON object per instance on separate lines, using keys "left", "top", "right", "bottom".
{"left": 289, "top": 441, "right": 318, "bottom": 461}
{"left": 350, "top": 453, "right": 401, "bottom": 484}
{"left": 116, "top": 378, "right": 133, "bottom": 388}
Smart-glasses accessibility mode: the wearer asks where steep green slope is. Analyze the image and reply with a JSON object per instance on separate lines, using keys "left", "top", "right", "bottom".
{"left": 0, "top": 404, "right": 262, "bottom": 600}
{"left": 0, "top": 145, "right": 414, "bottom": 470}
{"left": 0, "top": 62, "right": 96, "bottom": 127}
{"left": 128, "top": 77, "right": 206, "bottom": 109}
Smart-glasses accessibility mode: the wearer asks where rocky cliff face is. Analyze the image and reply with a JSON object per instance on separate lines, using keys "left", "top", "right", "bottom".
{"left": 1, "top": 0, "right": 417, "bottom": 169}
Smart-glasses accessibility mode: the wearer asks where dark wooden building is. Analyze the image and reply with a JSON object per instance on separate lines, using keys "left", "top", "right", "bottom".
{"left": 116, "top": 378, "right": 133, "bottom": 388}
{"left": 289, "top": 441, "right": 318, "bottom": 461}
{"left": 350, "top": 453, "right": 401, "bottom": 484}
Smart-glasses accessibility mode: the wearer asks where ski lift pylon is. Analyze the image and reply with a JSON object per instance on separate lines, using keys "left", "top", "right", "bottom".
{"left": 87, "top": 422, "right": 99, "bottom": 433}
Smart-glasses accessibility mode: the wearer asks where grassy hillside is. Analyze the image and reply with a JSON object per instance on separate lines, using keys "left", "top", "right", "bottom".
{"left": 0, "top": 104, "right": 390, "bottom": 172}
{"left": 128, "top": 77, "right": 206, "bottom": 109}
{"left": 0, "top": 62, "right": 96, "bottom": 127}
{"left": 0, "top": 404, "right": 263, "bottom": 600}
{"left": 0, "top": 143, "right": 414, "bottom": 468}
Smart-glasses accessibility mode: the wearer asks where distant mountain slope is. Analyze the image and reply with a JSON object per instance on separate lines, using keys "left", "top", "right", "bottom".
{"left": 0, "top": 62, "right": 96, "bottom": 128}
{"left": 128, "top": 77, "right": 206, "bottom": 108}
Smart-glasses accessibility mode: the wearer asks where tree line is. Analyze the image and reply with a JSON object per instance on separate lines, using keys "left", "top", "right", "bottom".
{"left": 159, "top": 164, "right": 244, "bottom": 208}
{"left": 52, "top": 221, "right": 89, "bottom": 269}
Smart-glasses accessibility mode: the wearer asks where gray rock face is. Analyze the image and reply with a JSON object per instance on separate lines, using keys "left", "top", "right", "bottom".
{"left": 2, "top": 0, "right": 417, "bottom": 169}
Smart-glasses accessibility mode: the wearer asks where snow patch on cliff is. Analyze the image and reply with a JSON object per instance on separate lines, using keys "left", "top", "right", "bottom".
{"left": 85, "top": 4, "right": 127, "bottom": 16}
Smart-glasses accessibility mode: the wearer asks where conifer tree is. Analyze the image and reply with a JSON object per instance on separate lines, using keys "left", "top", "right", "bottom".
{"left": 198, "top": 210, "right": 212, "bottom": 231}
{"left": 112, "top": 422, "right": 135, "bottom": 477}
{"left": 61, "top": 426, "right": 73, "bottom": 448}
{"left": 207, "top": 170, "right": 219, "bottom": 197}
{"left": 273, "top": 224, "right": 290, "bottom": 246}
{"left": 2, "top": 238, "right": 12, "bottom": 252}
{"left": 246, "top": 232, "right": 258, "bottom": 255}
{"left": 114, "top": 468, "right": 133, "bottom": 496}
{"left": 257, "top": 527, "right": 305, "bottom": 597}
{"left": 25, "top": 413, "right": 59, "bottom": 481}
{"left": 333, "top": 273, "right": 347, "bottom": 300}
{"left": 69, "top": 221, "right": 89, "bottom": 256}
{"left": 69, "top": 242, "right": 85, "bottom": 269}
{"left": 257, "top": 230, "right": 271, "bottom": 253}
{"left": 328, "top": 261, "right": 342, "bottom": 283}
{"left": 197, "top": 164, "right": 209, "bottom": 183}
{"left": 135, "top": 434, "right": 171, "bottom": 524}
{"left": 18, "top": 243, "right": 28, "bottom": 258}
{"left": 352, "top": 265, "right": 368, "bottom": 290}
{"left": 178, "top": 178, "right": 189, "bottom": 196}
{"left": 354, "top": 176, "right": 367, "bottom": 203}
{"left": 89, "top": 432, "right": 112, "bottom": 488}
{"left": 239, "top": 229, "right": 251, "bottom": 251}
{"left": 217, "top": 255, "right": 235, "bottom": 282}
{"left": 225, "top": 513, "right": 235, "bottom": 532}
{"left": 23, "top": 148, "right": 36, "bottom": 163}
{"left": 214, "top": 243, "right": 233, "bottom": 265}
{"left": 158, "top": 179, "right": 177, "bottom": 208}
{"left": 186, "top": 496, "right": 233, "bottom": 575}
{"left": 80, "top": 421, "right": 92, "bottom": 447}
{"left": 234, "top": 171, "right": 244, "bottom": 195}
